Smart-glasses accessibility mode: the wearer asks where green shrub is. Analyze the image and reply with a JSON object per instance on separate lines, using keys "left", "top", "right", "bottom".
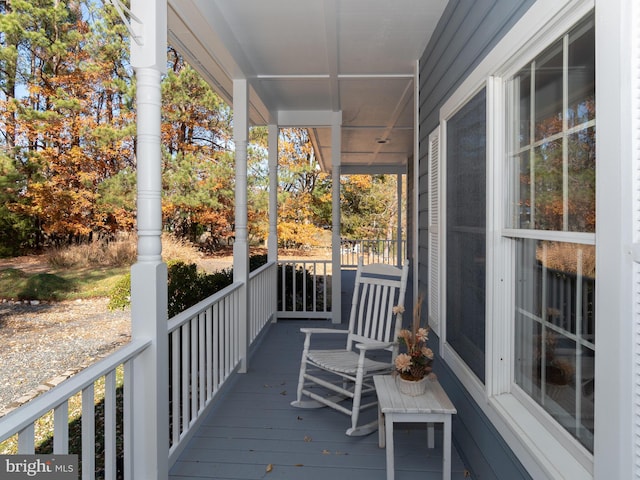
{"left": 108, "top": 273, "right": 131, "bottom": 311}
{"left": 108, "top": 260, "right": 239, "bottom": 318}
{"left": 249, "top": 254, "right": 268, "bottom": 271}
{"left": 168, "top": 261, "right": 205, "bottom": 317}
{"left": 277, "top": 263, "right": 329, "bottom": 312}
{"left": 0, "top": 271, "right": 76, "bottom": 301}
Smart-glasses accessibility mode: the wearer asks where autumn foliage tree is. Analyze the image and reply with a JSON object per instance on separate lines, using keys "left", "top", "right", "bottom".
{"left": 0, "top": 0, "right": 135, "bottom": 248}
{"left": 341, "top": 174, "right": 402, "bottom": 241}
{"left": 161, "top": 48, "right": 236, "bottom": 246}
{"left": 276, "top": 128, "right": 331, "bottom": 248}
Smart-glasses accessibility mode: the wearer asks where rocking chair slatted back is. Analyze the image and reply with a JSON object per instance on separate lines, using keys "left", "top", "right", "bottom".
{"left": 348, "top": 270, "right": 405, "bottom": 349}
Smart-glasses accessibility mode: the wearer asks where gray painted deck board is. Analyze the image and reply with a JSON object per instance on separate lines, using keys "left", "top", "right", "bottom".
{"left": 169, "top": 319, "right": 469, "bottom": 480}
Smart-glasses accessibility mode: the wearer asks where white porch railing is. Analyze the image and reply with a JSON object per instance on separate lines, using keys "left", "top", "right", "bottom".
{"left": 167, "top": 260, "right": 276, "bottom": 465}
{"left": 277, "top": 259, "right": 332, "bottom": 319}
{"left": 249, "top": 262, "right": 278, "bottom": 343}
{"left": 340, "top": 238, "right": 406, "bottom": 267}
{"left": 0, "top": 339, "right": 151, "bottom": 479}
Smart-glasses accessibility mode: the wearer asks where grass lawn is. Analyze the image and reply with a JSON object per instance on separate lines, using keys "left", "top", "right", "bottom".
{"left": 0, "top": 266, "right": 128, "bottom": 302}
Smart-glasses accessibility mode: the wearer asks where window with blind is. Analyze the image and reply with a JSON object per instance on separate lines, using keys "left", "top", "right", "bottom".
{"left": 446, "top": 88, "right": 487, "bottom": 383}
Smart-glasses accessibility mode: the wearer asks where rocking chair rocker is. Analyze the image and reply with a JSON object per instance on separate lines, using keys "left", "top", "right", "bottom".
{"left": 291, "top": 257, "right": 409, "bottom": 436}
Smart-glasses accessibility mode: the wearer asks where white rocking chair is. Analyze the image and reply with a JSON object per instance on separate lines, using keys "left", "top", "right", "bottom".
{"left": 291, "top": 257, "right": 409, "bottom": 436}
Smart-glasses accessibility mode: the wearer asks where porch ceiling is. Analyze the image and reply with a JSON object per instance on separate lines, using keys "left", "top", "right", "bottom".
{"left": 166, "top": 0, "right": 447, "bottom": 173}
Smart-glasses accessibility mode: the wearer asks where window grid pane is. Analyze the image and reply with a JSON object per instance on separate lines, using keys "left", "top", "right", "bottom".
{"left": 508, "top": 16, "right": 595, "bottom": 233}
{"left": 514, "top": 240, "right": 595, "bottom": 451}
{"left": 508, "top": 13, "right": 595, "bottom": 453}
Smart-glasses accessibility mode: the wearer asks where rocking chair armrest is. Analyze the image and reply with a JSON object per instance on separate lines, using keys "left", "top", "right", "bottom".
{"left": 355, "top": 341, "right": 395, "bottom": 351}
{"left": 299, "top": 327, "right": 350, "bottom": 336}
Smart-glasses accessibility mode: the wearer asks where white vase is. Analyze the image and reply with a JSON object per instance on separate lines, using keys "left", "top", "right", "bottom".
{"left": 395, "top": 375, "right": 428, "bottom": 396}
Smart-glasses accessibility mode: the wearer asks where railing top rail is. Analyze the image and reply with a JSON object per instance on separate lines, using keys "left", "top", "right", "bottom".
{"left": 0, "top": 339, "right": 151, "bottom": 443}
{"left": 168, "top": 281, "right": 243, "bottom": 333}
{"left": 277, "top": 259, "right": 331, "bottom": 264}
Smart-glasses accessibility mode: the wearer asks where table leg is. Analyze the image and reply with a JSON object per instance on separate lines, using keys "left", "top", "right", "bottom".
{"left": 385, "top": 414, "right": 395, "bottom": 480}
{"left": 443, "top": 416, "right": 452, "bottom": 480}
{"left": 378, "top": 405, "right": 385, "bottom": 448}
{"left": 427, "top": 422, "right": 434, "bottom": 448}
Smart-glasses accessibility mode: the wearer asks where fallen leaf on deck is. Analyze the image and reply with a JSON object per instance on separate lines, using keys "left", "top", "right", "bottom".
{"left": 266, "top": 464, "right": 273, "bottom": 473}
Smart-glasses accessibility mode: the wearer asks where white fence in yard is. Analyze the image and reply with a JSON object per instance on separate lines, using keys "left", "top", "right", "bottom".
{"left": 340, "top": 239, "right": 406, "bottom": 267}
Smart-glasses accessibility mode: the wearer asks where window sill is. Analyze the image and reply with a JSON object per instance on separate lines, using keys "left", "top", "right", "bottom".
{"left": 489, "top": 393, "right": 593, "bottom": 480}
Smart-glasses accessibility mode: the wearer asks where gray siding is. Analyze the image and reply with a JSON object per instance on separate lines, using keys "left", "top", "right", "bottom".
{"left": 417, "top": 1, "right": 536, "bottom": 479}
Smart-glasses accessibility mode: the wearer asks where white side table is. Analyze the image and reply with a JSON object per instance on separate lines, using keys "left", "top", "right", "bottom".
{"left": 373, "top": 375, "right": 457, "bottom": 480}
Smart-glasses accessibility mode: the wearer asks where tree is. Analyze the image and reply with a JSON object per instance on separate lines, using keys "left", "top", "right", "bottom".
{"left": 161, "top": 48, "right": 235, "bottom": 246}
{"left": 0, "top": 0, "right": 136, "bottom": 248}
{"left": 341, "top": 174, "right": 401, "bottom": 241}
{"left": 4, "top": 0, "right": 95, "bottom": 243}
{"left": 276, "top": 128, "right": 331, "bottom": 248}
{"left": 0, "top": 153, "right": 31, "bottom": 255}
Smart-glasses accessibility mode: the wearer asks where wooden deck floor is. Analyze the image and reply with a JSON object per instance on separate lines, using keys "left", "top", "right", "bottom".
{"left": 169, "top": 319, "right": 469, "bottom": 480}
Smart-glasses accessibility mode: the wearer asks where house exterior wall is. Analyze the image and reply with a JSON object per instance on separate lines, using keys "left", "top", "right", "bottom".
{"left": 417, "top": 1, "right": 537, "bottom": 479}
{"left": 417, "top": 0, "right": 535, "bottom": 326}
{"left": 418, "top": 0, "right": 640, "bottom": 478}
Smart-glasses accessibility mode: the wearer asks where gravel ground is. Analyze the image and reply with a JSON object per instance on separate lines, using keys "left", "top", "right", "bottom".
{"left": 0, "top": 298, "right": 131, "bottom": 417}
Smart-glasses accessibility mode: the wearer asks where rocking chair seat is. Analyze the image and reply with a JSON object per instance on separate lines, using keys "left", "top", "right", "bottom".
{"left": 306, "top": 349, "right": 392, "bottom": 375}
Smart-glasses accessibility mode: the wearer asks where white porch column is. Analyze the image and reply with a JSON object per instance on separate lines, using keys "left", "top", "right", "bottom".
{"left": 397, "top": 173, "right": 403, "bottom": 266}
{"left": 267, "top": 123, "right": 279, "bottom": 323}
{"left": 130, "top": 0, "right": 168, "bottom": 478}
{"left": 233, "top": 79, "right": 250, "bottom": 372}
{"left": 331, "top": 112, "right": 342, "bottom": 324}
{"left": 268, "top": 123, "right": 278, "bottom": 263}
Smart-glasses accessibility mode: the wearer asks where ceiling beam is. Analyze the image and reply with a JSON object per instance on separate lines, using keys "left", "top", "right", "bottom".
{"left": 253, "top": 73, "right": 414, "bottom": 79}
{"left": 341, "top": 164, "right": 407, "bottom": 175}
{"left": 322, "top": 0, "right": 340, "bottom": 112}
{"left": 277, "top": 110, "right": 341, "bottom": 127}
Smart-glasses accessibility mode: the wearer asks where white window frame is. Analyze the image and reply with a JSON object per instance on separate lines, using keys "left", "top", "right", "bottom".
{"left": 436, "top": 1, "right": 599, "bottom": 478}
{"left": 439, "top": 84, "right": 489, "bottom": 399}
